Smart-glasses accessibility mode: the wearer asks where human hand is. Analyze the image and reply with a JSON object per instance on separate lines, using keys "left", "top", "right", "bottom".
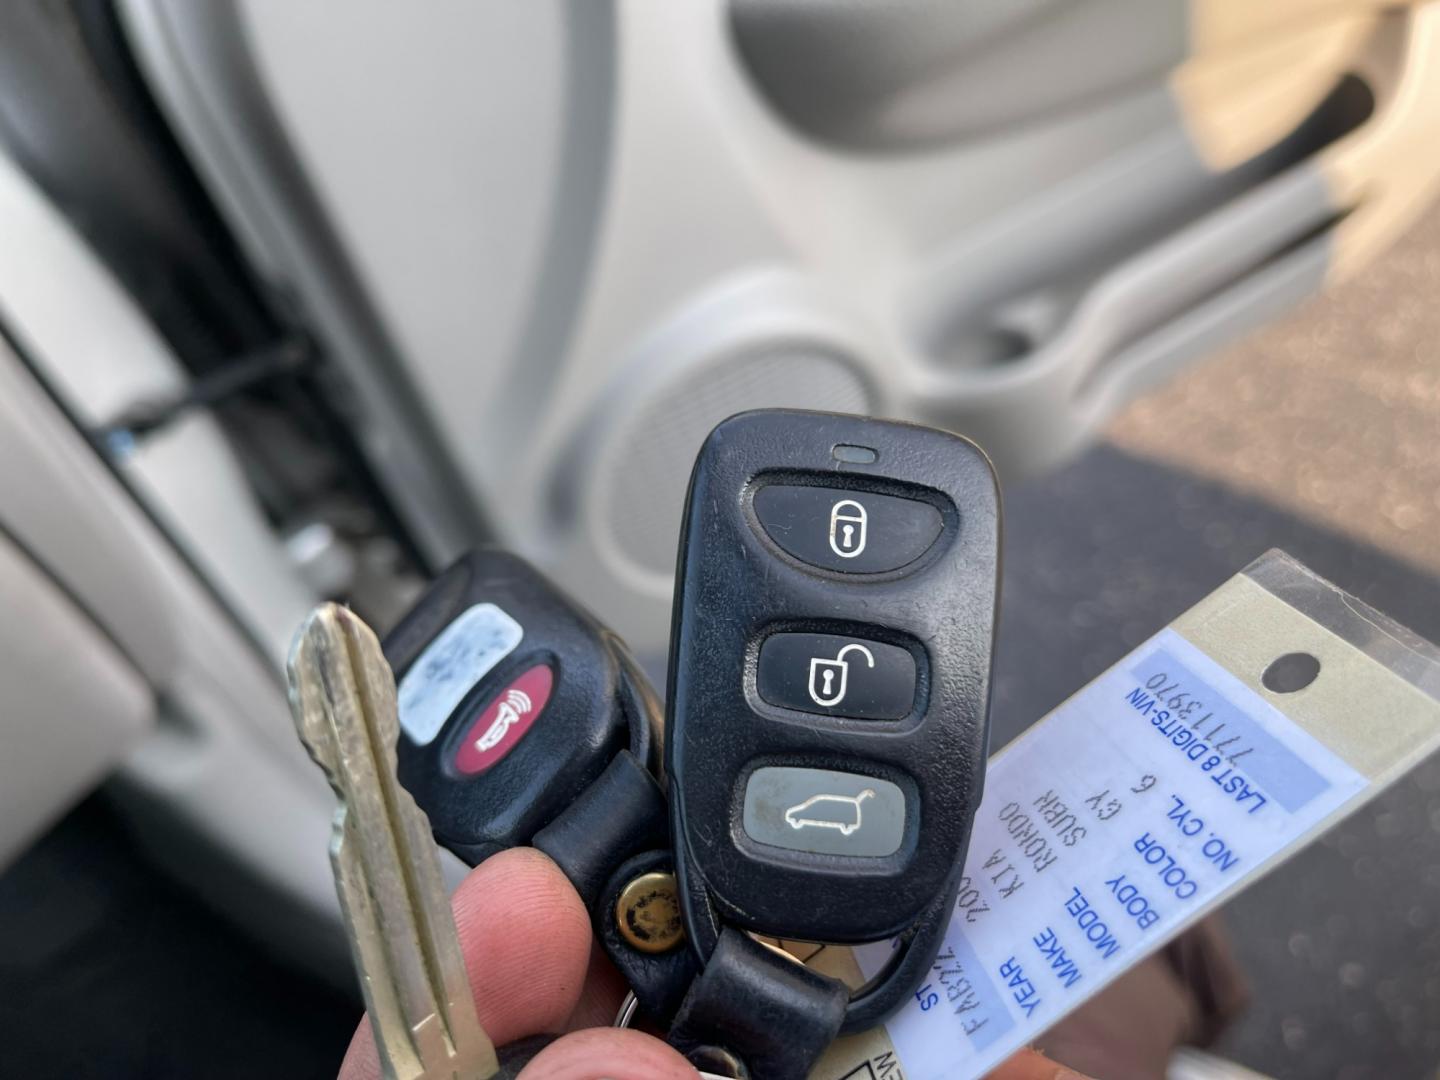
{"left": 336, "top": 848, "right": 1089, "bottom": 1080}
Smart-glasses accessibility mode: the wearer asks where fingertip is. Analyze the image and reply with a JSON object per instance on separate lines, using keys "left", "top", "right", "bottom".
{"left": 563, "top": 939, "right": 630, "bottom": 1032}
{"left": 517, "top": 1028, "right": 699, "bottom": 1080}
{"left": 337, "top": 1022, "right": 380, "bottom": 1080}
{"left": 453, "top": 848, "right": 594, "bottom": 1044}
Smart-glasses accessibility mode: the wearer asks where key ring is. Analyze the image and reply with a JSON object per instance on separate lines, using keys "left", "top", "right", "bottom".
{"left": 614, "top": 991, "right": 742, "bottom": 1079}
{"left": 612, "top": 991, "right": 639, "bottom": 1028}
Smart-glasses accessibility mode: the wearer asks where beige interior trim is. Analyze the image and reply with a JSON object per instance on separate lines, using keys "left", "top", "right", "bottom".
{"left": 1188, "top": 0, "right": 1395, "bottom": 53}
{"left": 1174, "top": 1, "right": 1440, "bottom": 280}
{"left": 1173, "top": 13, "right": 1376, "bottom": 170}
{"left": 1174, "top": 0, "right": 1411, "bottom": 171}
{"left": 1321, "top": 3, "right": 1440, "bottom": 277}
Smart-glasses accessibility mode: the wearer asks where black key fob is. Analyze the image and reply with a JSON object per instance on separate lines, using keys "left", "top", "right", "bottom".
{"left": 666, "top": 410, "right": 1001, "bottom": 1034}
{"left": 384, "top": 549, "right": 662, "bottom": 865}
{"left": 387, "top": 550, "right": 696, "bottom": 1023}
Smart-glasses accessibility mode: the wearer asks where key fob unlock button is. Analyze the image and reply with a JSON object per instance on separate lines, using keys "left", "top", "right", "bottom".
{"left": 757, "top": 632, "right": 916, "bottom": 720}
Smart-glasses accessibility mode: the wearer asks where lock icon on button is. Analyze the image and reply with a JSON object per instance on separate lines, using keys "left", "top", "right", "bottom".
{"left": 807, "top": 642, "right": 876, "bottom": 707}
{"left": 828, "top": 499, "right": 868, "bottom": 558}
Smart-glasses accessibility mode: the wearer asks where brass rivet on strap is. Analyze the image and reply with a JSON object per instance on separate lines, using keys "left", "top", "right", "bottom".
{"left": 615, "top": 871, "right": 685, "bottom": 954}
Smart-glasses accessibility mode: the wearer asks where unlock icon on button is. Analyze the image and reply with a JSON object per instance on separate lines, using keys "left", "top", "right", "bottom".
{"left": 807, "top": 642, "right": 875, "bottom": 707}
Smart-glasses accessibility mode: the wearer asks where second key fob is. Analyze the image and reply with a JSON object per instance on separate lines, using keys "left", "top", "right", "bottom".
{"left": 666, "top": 410, "right": 1000, "bottom": 1030}
{"left": 385, "top": 549, "right": 661, "bottom": 864}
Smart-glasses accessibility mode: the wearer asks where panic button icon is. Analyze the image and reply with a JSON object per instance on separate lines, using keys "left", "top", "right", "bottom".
{"left": 453, "top": 663, "right": 554, "bottom": 775}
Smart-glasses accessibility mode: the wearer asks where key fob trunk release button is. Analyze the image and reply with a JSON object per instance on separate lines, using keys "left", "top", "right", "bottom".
{"left": 756, "top": 632, "right": 916, "bottom": 719}
{"left": 752, "top": 484, "right": 943, "bottom": 573}
{"left": 743, "top": 767, "right": 907, "bottom": 857}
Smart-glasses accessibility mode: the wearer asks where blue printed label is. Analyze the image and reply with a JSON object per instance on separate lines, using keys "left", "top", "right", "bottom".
{"left": 1128, "top": 649, "right": 1329, "bottom": 813}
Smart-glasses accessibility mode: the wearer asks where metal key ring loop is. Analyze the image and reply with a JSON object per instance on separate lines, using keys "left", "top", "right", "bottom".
{"left": 612, "top": 991, "right": 639, "bottom": 1028}
{"left": 614, "top": 992, "right": 738, "bottom": 1079}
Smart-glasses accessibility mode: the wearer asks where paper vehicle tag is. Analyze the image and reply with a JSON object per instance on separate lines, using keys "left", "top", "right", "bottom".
{"left": 812, "top": 551, "right": 1440, "bottom": 1080}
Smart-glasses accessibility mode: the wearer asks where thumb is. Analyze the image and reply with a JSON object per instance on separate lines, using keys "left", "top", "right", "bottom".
{"left": 517, "top": 1027, "right": 698, "bottom": 1080}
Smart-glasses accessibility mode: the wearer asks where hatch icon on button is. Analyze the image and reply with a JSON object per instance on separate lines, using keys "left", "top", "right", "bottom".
{"left": 828, "top": 498, "right": 868, "bottom": 558}
{"left": 743, "top": 767, "right": 907, "bottom": 857}
{"left": 785, "top": 789, "right": 875, "bottom": 836}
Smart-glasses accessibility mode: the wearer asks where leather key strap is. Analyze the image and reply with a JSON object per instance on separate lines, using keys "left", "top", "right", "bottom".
{"left": 668, "top": 929, "right": 848, "bottom": 1080}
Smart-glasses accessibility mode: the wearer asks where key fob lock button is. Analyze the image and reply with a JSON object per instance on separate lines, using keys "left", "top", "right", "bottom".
{"left": 752, "top": 484, "right": 943, "bottom": 574}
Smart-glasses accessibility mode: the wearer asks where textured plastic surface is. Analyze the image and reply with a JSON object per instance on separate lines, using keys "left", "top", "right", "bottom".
{"left": 387, "top": 550, "right": 658, "bottom": 864}
{"left": 757, "top": 632, "right": 917, "bottom": 720}
{"left": 667, "top": 410, "right": 1000, "bottom": 952}
{"left": 752, "top": 484, "right": 944, "bottom": 573}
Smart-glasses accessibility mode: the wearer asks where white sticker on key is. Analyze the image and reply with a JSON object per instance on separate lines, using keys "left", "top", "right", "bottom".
{"left": 397, "top": 603, "right": 523, "bottom": 745}
{"left": 851, "top": 627, "right": 1367, "bottom": 1079}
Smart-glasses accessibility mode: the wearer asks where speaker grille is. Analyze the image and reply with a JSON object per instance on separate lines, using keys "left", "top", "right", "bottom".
{"left": 603, "top": 350, "right": 872, "bottom": 577}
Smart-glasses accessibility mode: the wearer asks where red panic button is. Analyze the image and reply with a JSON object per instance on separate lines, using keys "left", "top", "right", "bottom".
{"left": 453, "top": 664, "right": 554, "bottom": 775}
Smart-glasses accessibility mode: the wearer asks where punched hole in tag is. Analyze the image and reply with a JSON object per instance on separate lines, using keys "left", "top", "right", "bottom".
{"left": 1262, "top": 651, "right": 1321, "bottom": 694}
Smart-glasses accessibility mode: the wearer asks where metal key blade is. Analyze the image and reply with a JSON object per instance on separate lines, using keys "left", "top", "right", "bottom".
{"left": 289, "top": 603, "right": 499, "bottom": 1080}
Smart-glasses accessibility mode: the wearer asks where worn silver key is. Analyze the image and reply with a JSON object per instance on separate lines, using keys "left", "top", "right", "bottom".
{"left": 289, "top": 603, "right": 499, "bottom": 1080}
